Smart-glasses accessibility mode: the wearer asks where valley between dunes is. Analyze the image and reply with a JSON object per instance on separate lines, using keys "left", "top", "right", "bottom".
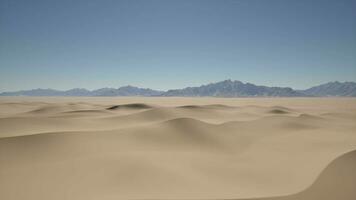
{"left": 0, "top": 97, "right": 356, "bottom": 200}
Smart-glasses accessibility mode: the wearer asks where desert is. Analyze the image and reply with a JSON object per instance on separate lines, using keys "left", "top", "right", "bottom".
{"left": 1, "top": 97, "right": 355, "bottom": 200}
{"left": 2, "top": 0, "right": 356, "bottom": 199}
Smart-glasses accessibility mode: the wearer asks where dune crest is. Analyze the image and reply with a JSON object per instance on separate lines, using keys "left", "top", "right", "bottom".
{"left": 107, "top": 103, "right": 153, "bottom": 110}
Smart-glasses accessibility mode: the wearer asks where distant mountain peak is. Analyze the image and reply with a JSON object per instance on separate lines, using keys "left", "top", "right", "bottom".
{"left": 163, "top": 80, "right": 302, "bottom": 97}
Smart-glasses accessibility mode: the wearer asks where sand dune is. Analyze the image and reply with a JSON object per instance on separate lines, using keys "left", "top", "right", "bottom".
{"left": 236, "top": 150, "right": 356, "bottom": 200}
{"left": 0, "top": 97, "right": 355, "bottom": 200}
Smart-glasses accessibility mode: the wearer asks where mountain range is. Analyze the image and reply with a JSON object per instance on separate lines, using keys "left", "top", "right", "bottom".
{"left": 1, "top": 80, "right": 355, "bottom": 97}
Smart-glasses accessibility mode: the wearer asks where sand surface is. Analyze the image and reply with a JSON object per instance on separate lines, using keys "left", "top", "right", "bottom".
{"left": 0, "top": 97, "right": 356, "bottom": 200}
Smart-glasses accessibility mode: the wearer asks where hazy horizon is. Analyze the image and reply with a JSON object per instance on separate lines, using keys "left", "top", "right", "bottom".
{"left": 1, "top": 0, "right": 355, "bottom": 92}
{"left": 1, "top": 79, "right": 356, "bottom": 93}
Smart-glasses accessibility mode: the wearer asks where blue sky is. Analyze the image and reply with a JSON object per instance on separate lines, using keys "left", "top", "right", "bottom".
{"left": 0, "top": 0, "right": 355, "bottom": 91}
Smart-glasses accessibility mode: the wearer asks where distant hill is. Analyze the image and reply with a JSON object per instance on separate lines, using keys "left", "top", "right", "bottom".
{"left": 1, "top": 80, "right": 355, "bottom": 97}
{"left": 0, "top": 89, "right": 64, "bottom": 96}
{"left": 91, "top": 86, "right": 163, "bottom": 96}
{"left": 301, "top": 81, "right": 356, "bottom": 97}
{"left": 0, "top": 86, "right": 163, "bottom": 97}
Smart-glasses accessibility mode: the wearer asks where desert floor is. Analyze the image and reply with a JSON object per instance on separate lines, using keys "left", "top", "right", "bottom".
{"left": 0, "top": 97, "right": 356, "bottom": 200}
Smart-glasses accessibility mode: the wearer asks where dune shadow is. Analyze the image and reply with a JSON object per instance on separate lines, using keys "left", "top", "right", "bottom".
{"left": 107, "top": 103, "right": 152, "bottom": 110}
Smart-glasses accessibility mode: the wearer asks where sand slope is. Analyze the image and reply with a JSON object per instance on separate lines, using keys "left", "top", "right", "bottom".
{"left": 0, "top": 97, "right": 356, "bottom": 200}
{"left": 236, "top": 150, "right": 356, "bottom": 200}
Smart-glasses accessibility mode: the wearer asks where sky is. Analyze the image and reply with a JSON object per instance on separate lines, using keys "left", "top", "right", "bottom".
{"left": 0, "top": 0, "right": 355, "bottom": 92}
